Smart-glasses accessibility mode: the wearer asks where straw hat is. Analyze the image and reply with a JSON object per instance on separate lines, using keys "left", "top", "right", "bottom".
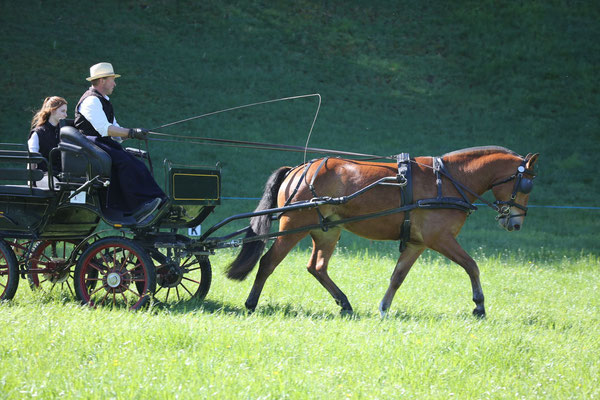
{"left": 86, "top": 62, "right": 121, "bottom": 81}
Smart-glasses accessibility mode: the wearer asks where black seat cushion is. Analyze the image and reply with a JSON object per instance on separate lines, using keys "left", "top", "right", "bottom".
{"left": 60, "top": 127, "right": 111, "bottom": 180}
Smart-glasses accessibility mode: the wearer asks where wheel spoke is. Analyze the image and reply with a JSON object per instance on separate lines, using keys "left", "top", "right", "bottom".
{"left": 66, "top": 280, "right": 75, "bottom": 296}
{"left": 88, "top": 284, "right": 107, "bottom": 297}
{"left": 125, "top": 285, "right": 143, "bottom": 298}
{"left": 118, "top": 251, "right": 129, "bottom": 272}
{"left": 99, "top": 289, "right": 111, "bottom": 306}
{"left": 182, "top": 276, "right": 201, "bottom": 285}
{"left": 98, "top": 252, "right": 111, "bottom": 269}
{"left": 179, "top": 282, "right": 194, "bottom": 296}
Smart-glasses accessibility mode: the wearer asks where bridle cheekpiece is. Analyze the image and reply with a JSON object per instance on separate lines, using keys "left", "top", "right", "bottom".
{"left": 491, "top": 159, "right": 536, "bottom": 219}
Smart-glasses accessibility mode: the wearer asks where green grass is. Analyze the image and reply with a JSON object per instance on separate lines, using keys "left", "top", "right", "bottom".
{"left": 1, "top": 250, "right": 599, "bottom": 399}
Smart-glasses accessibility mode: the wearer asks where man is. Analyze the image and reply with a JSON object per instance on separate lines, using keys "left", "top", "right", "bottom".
{"left": 74, "top": 62, "right": 165, "bottom": 222}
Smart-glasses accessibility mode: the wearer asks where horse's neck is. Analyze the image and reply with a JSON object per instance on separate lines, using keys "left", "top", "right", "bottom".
{"left": 444, "top": 154, "right": 516, "bottom": 195}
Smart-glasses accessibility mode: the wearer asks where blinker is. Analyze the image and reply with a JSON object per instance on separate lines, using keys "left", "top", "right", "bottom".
{"left": 518, "top": 177, "right": 534, "bottom": 194}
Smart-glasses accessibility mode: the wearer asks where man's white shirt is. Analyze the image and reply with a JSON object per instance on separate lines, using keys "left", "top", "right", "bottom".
{"left": 78, "top": 94, "right": 122, "bottom": 142}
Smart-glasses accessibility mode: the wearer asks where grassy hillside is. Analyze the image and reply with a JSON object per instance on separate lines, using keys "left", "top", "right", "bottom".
{"left": 1, "top": 0, "right": 599, "bottom": 254}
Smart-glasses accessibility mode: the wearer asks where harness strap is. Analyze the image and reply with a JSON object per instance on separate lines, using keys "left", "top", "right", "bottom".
{"left": 308, "top": 157, "right": 330, "bottom": 231}
{"left": 284, "top": 157, "right": 331, "bottom": 230}
{"left": 309, "top": 157, "right": 329, "bottom": 197}
{"left": 434, "top": 157, "right": 472, "bottom": 204}
{"left": 283, "top": 160, "right": 316, "bottom": 207}
{"left": 397, "top": 153, "right": 412, "bottom": 252}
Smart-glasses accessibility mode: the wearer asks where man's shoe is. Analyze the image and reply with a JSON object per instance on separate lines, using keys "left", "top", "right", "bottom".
{"left": 134, "top": 198, "right": 162, "bottom": 222}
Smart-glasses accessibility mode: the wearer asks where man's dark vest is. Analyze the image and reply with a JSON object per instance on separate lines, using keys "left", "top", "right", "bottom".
{"left": 74, "top": 87, "right": 115, "bottom": 137}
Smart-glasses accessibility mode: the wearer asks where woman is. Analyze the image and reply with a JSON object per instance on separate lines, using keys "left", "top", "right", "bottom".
{"left": 28, "top": 96, "right": 68, "bottom": 186}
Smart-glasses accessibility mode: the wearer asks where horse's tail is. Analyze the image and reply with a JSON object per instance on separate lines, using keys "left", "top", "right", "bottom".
{"left": 226, "top": 166, "right": 292, "bottom": 281}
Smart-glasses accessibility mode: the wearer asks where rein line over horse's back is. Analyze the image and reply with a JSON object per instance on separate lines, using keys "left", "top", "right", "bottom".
{"left": 147, "top": 132, "right": 393, "bottom": 161}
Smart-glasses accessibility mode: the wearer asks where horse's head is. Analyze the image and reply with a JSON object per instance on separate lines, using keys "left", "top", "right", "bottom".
{"left": 491, "top": 153, "right": 539, "bottom": 232}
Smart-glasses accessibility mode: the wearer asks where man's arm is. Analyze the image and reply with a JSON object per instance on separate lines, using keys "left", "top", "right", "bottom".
{"left": 79, "top": 96, "right": 146, "bottom": 139}
{"left": 78, "top": 96, "right": 128, "bottom": 138}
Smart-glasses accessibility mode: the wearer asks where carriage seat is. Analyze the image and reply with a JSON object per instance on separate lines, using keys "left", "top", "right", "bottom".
{"left": 0, "top": 149, "right": 53, "bottom": 197}
{"left": 59, "top": 126, "right": 112, "bottom": 183}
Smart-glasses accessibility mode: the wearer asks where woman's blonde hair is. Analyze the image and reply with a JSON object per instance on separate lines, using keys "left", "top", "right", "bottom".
{"left": 30, "top": 96, "right": 67, "bottom": 129}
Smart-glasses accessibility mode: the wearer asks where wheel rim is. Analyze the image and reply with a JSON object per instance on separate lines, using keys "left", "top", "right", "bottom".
{"left": 0, "top": 240, "right": 19, "bottom": 300}
{"left": 76, "top": 239, "right": 155, "bottom": 309}
{"left": 153, "top": 253, "right": 211, "bottom": 304}
{"left": 28, "top": 240, "right": 79, "bottom": 296}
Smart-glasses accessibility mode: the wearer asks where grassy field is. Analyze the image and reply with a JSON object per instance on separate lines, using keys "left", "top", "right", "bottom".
{"left": 1, "top": 0, "right": 599, "bottom": 398}
{"left": 1, "top": 250, "right": 599, "bottom": 399}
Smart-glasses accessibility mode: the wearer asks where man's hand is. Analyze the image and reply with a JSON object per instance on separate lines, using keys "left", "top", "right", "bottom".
{"left": 128, "top": 128, "right": 149, "bottom": 139}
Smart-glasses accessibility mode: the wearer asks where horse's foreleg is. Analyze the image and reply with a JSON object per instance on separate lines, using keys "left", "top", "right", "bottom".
{"left": 379, "top": 244, "right": 424, "bottom": 317}
{"left": 245, "top": 231, "right": 307, "bottom": 312}
{"left": 431, "top": 235, "right": 486, "bottom": 317}
{"left": 307, "top": 229, "right": 353, "bottom": 313}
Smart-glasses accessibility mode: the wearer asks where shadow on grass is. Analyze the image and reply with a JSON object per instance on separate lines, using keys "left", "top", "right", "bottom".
{"left": 150, "top": 297, "right": 363, "bottom": 320}
{"left": 150, "top": 297, "right": 486, "bottom": 323}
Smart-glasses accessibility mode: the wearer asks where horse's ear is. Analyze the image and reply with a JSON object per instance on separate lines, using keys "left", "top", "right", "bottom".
{"left": 526, "top": 153, "right": 539, "bottom": 169}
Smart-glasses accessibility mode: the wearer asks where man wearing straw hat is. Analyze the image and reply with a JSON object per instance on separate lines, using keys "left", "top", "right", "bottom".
{"left": 74, "top": 62, "right": 165, "bottom": 222}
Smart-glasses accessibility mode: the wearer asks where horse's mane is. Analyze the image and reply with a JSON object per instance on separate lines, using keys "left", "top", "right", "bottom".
{"left": 442, "top": 146, "right": 520, "bottom": 158}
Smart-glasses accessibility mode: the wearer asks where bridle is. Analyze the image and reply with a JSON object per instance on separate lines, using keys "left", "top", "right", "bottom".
{"left": 490, "top": 159, "right": 536, "bottom": 220}
{"left": 424, "top": 156, "right": 536, "bottom": 222}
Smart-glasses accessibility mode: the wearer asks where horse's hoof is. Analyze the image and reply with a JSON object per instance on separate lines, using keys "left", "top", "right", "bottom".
{"left": 244, "top": 301, "right": 257, "bottom": 313}
{"left": 340, "top": 307, "right": 353, "bottom": 316}
{"left": 472, "top": 307, "right": 486, "bottom": 319}
{"left": 379, "top": 302, "right": 389, "bottom": 319}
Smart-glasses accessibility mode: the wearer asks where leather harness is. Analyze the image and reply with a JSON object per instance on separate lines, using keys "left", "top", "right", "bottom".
{"left": 396, "top": 153, "right": 412, "bottom": 252}
{"left": 279, "top": 154, "right": 519, "bottom": 253}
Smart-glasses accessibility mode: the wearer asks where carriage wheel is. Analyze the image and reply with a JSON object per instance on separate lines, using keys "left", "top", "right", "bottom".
{"left": 152, "top": 251, "right": 212, "bottom": 304}
{"left": 0, "top": 240, "right": 19, "bottom": 300}
{"left": 74, "top": 237, "right": 156, "bottom": 310}
{"left": 27, "top": 240, "right": 80, "bottom": 296}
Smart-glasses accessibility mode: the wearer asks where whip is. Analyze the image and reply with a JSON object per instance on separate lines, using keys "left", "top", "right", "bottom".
{"left": 148, "top": 93, "right": 392, "bottom": 161}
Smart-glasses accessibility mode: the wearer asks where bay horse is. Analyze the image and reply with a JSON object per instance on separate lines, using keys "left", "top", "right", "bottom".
{"left": 226, "top": 146, "right": 539, "bottom": 317}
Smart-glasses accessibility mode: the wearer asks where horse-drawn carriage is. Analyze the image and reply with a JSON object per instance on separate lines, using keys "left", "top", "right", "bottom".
{"left": 0, "top": 123, "right": 219, "bottom": 309}
{"left": 1, "top": 119, "right": 539, "bottom": 316}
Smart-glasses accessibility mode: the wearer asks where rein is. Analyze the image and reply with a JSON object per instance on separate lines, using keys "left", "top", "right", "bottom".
{"left": 147, "top": 131, "right": 393, "bottom": 160}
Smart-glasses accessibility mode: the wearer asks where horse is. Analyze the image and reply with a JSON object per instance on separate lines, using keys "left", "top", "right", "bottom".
{"left": 226, "top": 146, "right": 539, "bottom": 317}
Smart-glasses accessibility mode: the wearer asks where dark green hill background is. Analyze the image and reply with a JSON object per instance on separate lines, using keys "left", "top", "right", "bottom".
{"left": 2, "top": 1, "right": 598, "bottom": 255}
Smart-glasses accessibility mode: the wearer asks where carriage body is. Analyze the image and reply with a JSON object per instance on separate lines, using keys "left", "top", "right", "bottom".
{"left": 0, "top": 127, "right": 220, "bottom": 306}
{"left": 0, "top": 144, "right": 100, "bottom": 240}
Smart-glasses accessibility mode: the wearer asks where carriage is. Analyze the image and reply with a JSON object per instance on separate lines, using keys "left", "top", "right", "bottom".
{"left": 1, "top": 120, "right": 538, "bottom": 316}
{"left": 0, "top": 123, "right": 220, "bottom": 309}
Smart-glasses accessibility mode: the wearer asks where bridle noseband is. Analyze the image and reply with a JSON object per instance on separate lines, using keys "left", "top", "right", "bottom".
{"left": 490, "top": 160, "right": 536, "bottom": 219}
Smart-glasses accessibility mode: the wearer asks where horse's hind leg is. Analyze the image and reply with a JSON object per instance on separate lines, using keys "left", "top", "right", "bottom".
{"left": 430, "top": 235, "right": 486, "bottom": 317}
{"left": 245, "top": 231, "right": 308, "bottom": 312}
{"left": 307, "top": 228, "right": 353, "bottom": 313}
{"left": 379, "top": 243, "right": 425, "bottom": 317}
